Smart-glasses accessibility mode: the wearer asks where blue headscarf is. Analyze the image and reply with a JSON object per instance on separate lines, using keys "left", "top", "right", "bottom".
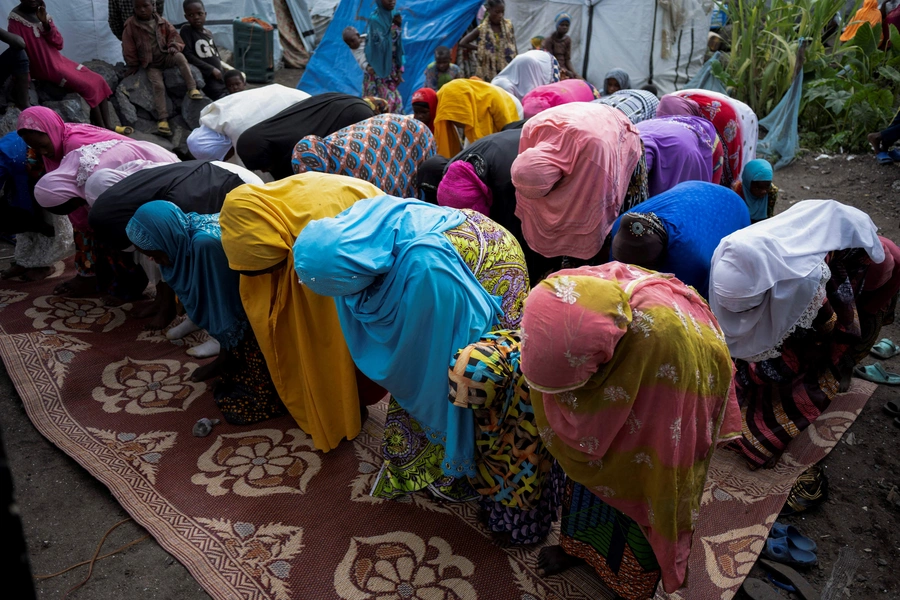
{"left": 0, "top": 132, "right": 35, "bottom": 212}
{"left": 741, "top": 158, "right": 774, "bottom": 221}
{"left": 293, "top": 197, "right": 502, "bottom": 477}
{"left": 365, "top": 1, "right": 404, "bottom": 79}
{"left": 126, "top": 201, "right": 247, "bottom": 349}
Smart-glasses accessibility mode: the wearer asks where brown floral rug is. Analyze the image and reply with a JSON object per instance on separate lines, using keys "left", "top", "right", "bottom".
{"left": 0, "top": 267, "right": 873, "bottom": 600}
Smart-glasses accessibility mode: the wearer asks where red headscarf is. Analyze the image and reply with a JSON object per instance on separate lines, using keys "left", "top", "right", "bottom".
{"left": 411, "top": 87, "right": 438, "bottom": 131}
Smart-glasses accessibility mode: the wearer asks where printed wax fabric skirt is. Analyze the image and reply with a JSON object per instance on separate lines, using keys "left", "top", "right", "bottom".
{"left": 561, "top": 479, "right": 661, "bottom": 600}
{"left": 371, "top": 212, "right": 530, "bottom": 502}
{"left": 74, "top": 229, "right": 147, "bottom": 300}
{"left": 363, "top": 67, "right": 403, "bottom": 114}
{"left": 214, "top": 327, "right": 288, "bottom": 426}
{"left": 291, "top": 113, "right": 434, "bottom": 198}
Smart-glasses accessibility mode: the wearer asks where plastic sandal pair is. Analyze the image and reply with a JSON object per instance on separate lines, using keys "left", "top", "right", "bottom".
{"left": 871, "top": 338, "right": 900, "bottom": 359}
{"left": 761, "top": 522, "right": 818, "bottom": 567}
{"left": 876, "top": 149, "right": 900, "bottom": 164}
{"left": 854, "top": 362, "right": 900, "bottom": 385}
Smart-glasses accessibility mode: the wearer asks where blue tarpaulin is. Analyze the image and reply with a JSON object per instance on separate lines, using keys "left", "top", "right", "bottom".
{"left": 298, "top": 0, "right": 482, "bottom": 112}
{"left": 757, "top": 69, "right": 804, "bottom": 170}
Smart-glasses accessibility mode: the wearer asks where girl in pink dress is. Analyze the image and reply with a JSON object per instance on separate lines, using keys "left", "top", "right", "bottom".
{"left": 9, "top": 0, "right": 118, "bottom": 131}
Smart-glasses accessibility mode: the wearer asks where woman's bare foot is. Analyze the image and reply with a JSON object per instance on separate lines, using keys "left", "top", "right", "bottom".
{"left": 21, "top": 267, "right": 52, "bottom": 282}
{"left": 537, "top": 546, "right": 584, "bottom": 577}
{"left": 868, "top": 132, "right": 883, "bottom": 153}
{"left": 191, "top": 353, "right": 224, "bottom": 382}
{"left": 53, "top": 275, "right": 97, "bottom": 297}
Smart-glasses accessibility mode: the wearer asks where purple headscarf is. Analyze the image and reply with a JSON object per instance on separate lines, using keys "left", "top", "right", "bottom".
{"left": 656, "top": 95, "right": 702, "bottom": 118}
{"left": 636, "top": 116, "right": 717, "bottom": 197}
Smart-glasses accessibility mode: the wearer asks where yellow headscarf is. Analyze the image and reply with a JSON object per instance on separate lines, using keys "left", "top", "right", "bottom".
{"left": 434, "top": 78, "right": 520, "bottom": 158}
{"left": 219, "top": 173, "right": 384, "bottom": 451}
{"left": 840, "top": 0, "right": 883, "bottom": 43}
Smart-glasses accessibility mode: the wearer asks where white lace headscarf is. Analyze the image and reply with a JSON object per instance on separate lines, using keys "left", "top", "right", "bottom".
{"left": 709, "top": 200, "right": 884, "bottom": 361}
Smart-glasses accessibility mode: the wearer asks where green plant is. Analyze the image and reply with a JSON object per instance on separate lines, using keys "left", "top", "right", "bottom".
{"left": 724, "top": 0, "right": 848, "bottom": 117}
{"left": 801, "top": 24, "right": 900, "bottom": 152}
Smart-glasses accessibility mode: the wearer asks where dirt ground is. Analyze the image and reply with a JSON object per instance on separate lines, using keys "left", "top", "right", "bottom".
{"left": 0, "top": 126, "right": 898, "bottom": 598}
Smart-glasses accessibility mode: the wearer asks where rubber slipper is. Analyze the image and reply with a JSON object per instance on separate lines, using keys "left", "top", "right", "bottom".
{"left": 769, "top": 521, "right": 817, "bottom": 552}
{"left": 877, "top": 151, "right": 894, "bottom": 165}
{"left": 761, "top": 538, "right": 818, "bottom": 567}
{"left": 889, "top": 148, "right": 900, "bottom": 162}
{"left": 114, "top": 125, "right": 134, "bottom": 135}
{"left": 884, "top": 399, "right": 900, "bottom": 417}
{"left": 853, "top": 362, "right": 900, "bottom": 385}
{"left": 767, "top": 573, "right": 797, "bottom": 593}
{"left": 871, "top": 338, "right": 900, "bottom": 359}
{"left": 741, "top": 578, "right": 783, "bottom": 600}
{"left": 759, "top": 558, "right": 822, "bottom": 600}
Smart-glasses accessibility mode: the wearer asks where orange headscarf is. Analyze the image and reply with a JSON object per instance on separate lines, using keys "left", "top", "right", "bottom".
{"left": 840, "top": 0, "right": 883, "bottom": 43}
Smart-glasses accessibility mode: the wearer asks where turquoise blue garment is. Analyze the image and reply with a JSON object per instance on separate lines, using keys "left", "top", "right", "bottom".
{"left": 365, "top": 2, "right": 404, "bottom": 79}
{"left": 741, "top": 159, "right": 774, "bottom": 222}
{"left": 0, "top": 132, "right": 34, "bottom": 212}
{"left": 610, "top": 181, "right": 750, "bottom": 299}
{"left": 126, "top": 201, "right": 247, "bottom": 349}
{"left": 293, "top": 196, "right": 502, "bottom": 477}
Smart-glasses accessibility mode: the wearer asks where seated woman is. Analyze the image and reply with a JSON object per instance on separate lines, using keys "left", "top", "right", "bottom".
{"left": 219, "top": 173, "right": 386, "bottom": 453}
{"left": 602, "top": 68, "right": 631, "bottom": 95}
{"left": 0, "top": 131, "right": 72, "bottom": 281}
{"left": 434, "top": 78, "right": 520, "bottom": 158}
{"left": 449, "top": 330, "right": 562, "bottom": 545}
{"left": 593, "top": 89, "right": 660, "bottom": 124}
{"left": 521, "top": 79, "right": 600, "bottom": 119}
{"left": 709, "top": 200, "right": 900, "bottom": 468}
{"left": 411, "top": 87, "right": 438, "bottom": 132}
{"left": 187, "top": 84, "right": 310, "bottom": 162}
{"left": 490, "top": 49, "right": 560, "bottom": 101}
{"left": 731, "top": 158, "right": 777, "bottom": 223}
{"left": 510, "top": 103, "right": 647, "bottom": 284}
{"left": 21, "top": 108, "right": 178, "bottom": 301}
{"left": 293, "top": 197, "right": 529, "bottom": 502}
{"left": 291, "top": 114, "right": 436, "bottom": 199}
{"left": 609, "top": 181, "right": 750, "bottom": 299}
{"left": 658, "top": 89, "right": 758, "bottom": 184}
{"left": 235, "top": 92, "right": 375, "bottom": 180}
{"left": 9, "top": 0, "right": 116, "bottom": 130}
{"left": 635, "top": 116, "right": 721, "bottom": 197}
{"left": 520, "top": 263, "right": 742, "bottom": 597}
{"left": 125, "top": 201, "right": 287, "bottom": 424}
{"left": 87, "top": 160, "right": 261, "bottom": 329}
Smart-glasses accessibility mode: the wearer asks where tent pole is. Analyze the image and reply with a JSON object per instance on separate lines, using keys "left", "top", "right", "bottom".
{"left": 582, "top": 2, "right": 595, "bottom": 78}
{"left": 649, "top": 0, "right": 659, "bottom": 83}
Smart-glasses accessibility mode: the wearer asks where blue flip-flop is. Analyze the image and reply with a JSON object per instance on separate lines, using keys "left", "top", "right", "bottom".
{"left": 761, "top": 537, "right": 818, "bottom": 567}
{"left": 888, "top": 149, "right": 900, "bottom": 163}
{"left": 770, "top": 521, "right": 817, "bottom": 552}
{"left": 877, "top": 151, "right": 894, "bottom": 165}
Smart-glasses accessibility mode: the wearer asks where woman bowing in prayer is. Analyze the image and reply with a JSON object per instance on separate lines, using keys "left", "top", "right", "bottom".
{"left": 521, "top": 79, "right": 600, "bottom": 119}
{"left": 521, "top": 263, "right": 742, "bottom": 597}
{"left": 593, "top": 89, "right": 660, "bottom": 124}
{"left": 433, "top": 78, "right": 520, "bottom": 158}
{"left": 293, "top": 197, "right": 529, "bottom": 501}
{"left": 457, "top": 0, "right": 517, "bottom": 82}
{"left": 732, "top": 158, "right": 778, "bottom": 223}
{"left": 490, "top": 49, "right": 560, "bottom": 102}
{"left": 609, "top": 181, "right": 750, "bottom": 299}
{"left": 636, "top": 115, "right": 721, "bottom": 197}
{"left": 219, "top": 173, "right": 387, "bottom": 453}
{"left": 511, "top": 103, "right": 648, "bottom": 284}
{"left": 126, "top": 201, "right": 287, "bottom": 424}
{"left": 709, "top": 200, "right": 900, "bottom": 468}
{"left": 364, "top": 0, "right": 404, "bottom": 112}
{"left": 291, "top": 114, "right": 436, "bottom": 198}
{"left": 236, "top": 93, "right": 375, "bottom": 180}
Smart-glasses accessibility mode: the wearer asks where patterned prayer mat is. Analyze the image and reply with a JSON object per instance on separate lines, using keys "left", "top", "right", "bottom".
{"left": 0, "top": 268, "right": 873, "bottom": 600}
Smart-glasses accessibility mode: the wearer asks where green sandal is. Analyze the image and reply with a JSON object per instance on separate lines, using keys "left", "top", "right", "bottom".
{"left": 871, "top": 338, "right": 900, "bottom": 360}
{"left": 854, "top": 362, "right": 900, "bottom": 385}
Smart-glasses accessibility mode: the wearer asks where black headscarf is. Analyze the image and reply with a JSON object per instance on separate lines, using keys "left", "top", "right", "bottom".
{"left": 89, "top": 161, "right": 246, "bottom": 250}
{"left": 416, "top": 156, "right": 449, "bottom": 205}
{"left": 611, "top": 212, "right": 669, "bottom": 269}
{"left": 236, "top": 93, "right": 375, "bottom": 180}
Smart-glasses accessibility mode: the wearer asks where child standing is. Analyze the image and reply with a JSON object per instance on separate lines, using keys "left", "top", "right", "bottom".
{"left": 422, "top": 46, "right": 460, "bottom": 91}
{"left": 342, "top": 25, "right": 372, "bottom": 97}
{"left": 122, "top": 0, "right": 203, "bottom": 137}
{"left": 364, "top": 0, "right": 404, "bottom": 112}
{"left": 9, "top": 0, "right": 116, "bottom": 128}
{"left": 180, "top": 0, "right": 226, "bottom": 100}
{"left": 542, "top": 12, "right": 577, "bottom": 79}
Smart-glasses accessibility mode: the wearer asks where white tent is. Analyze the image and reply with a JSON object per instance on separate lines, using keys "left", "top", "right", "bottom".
{"left": 506, "top": 0, "right": 714, "bottom": 95}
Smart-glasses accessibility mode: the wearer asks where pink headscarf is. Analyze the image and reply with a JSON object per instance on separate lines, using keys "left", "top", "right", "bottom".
{"left": 511, "top": 103, "right": 642, "bottom": 260}
{"left": 436, "top": 161, "right": 492, "bottom": 216}
{"left": 521, "top": 79, "right": 599, "bottom": 119}
{"left": 656, "top": 94, "right": 702, "bottom": 118}
{"left": 17, "top": 106, "right": 130, "bottom": 172}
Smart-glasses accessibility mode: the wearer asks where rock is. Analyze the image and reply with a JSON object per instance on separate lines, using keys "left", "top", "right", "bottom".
{"left": 82, "top": 59, "right": 120, "bottom": 93}
{"left": 27, "top": 84, "right": 38, "bottom": 107}
{"left": 180, "top": 95, "right": 211, "bottom": 130}
{"left": 133, "top": 116, "right": 159, "bottom": 135}
{"left": 130, "top": 130, "right": 176, "bottom": 152}
{"left": 0, "top": 108, "right": 21, "bottom": 137}
{"left": 113, "top": 62, "right": 129, "bottom": 82}
{"left": 113, "top": 86, "right": 137, "bottom": 126}
{"left": 118, "top": 70, "right": 179, "bottom": 120}
{"left": 33, "top": 80, "right": 69, "bottom": 102}
{"left": 163, "top": 65, "right": 206, "bottom": 100}
{"left": 892, "top": 180, "right": 900, "bottom": 192}
{"left": 169, "top": 115, "right": 191, "bottom": 157}
{"left": 43, "top": 96, "right": 90, "bottom": 123}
